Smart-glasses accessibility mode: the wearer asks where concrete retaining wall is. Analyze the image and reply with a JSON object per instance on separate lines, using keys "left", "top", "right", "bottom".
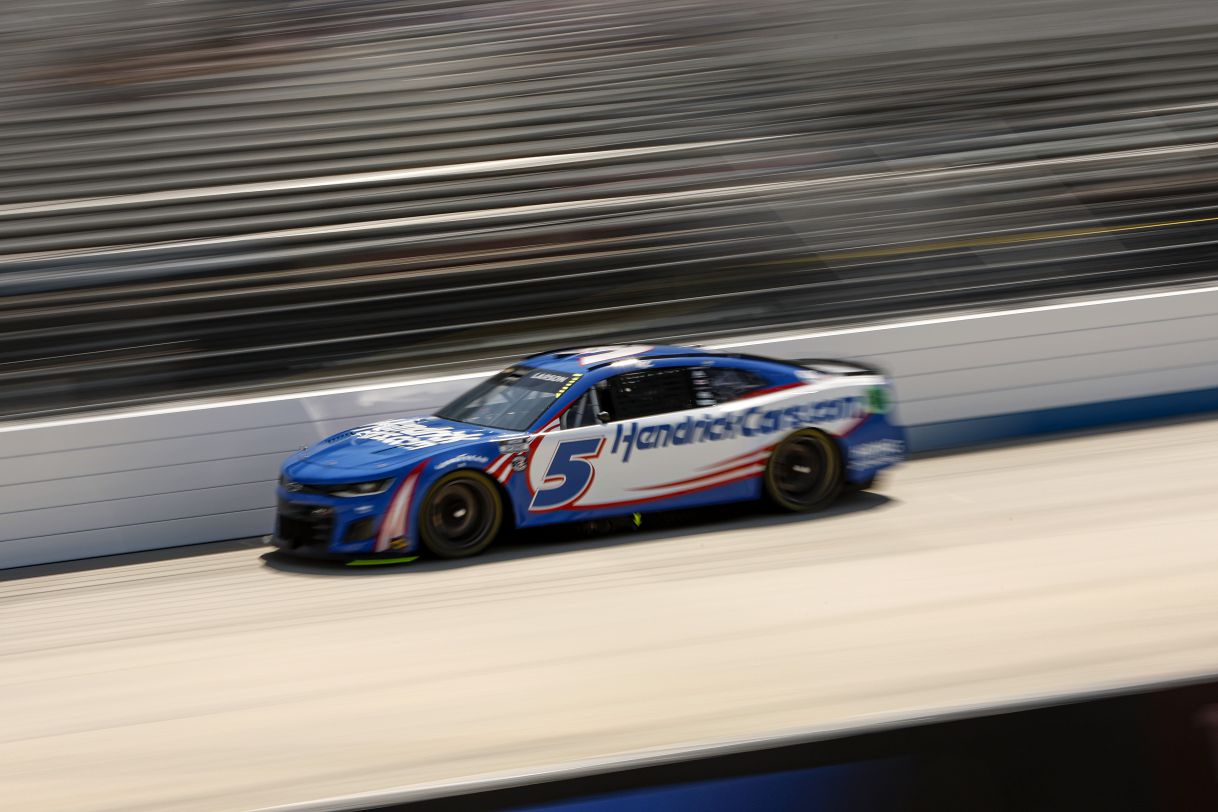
{"left": 4, "top": 284, "right": 1216, "bottom": 568}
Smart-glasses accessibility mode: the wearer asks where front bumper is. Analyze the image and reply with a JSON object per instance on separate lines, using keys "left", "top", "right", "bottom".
{"left": 272, "top": 492, "right": 416, "bottom": 558}
{"left": 266, "top": 534, "right": 416, "bottom": 562}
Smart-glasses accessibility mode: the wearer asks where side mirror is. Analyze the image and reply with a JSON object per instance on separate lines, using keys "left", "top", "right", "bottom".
{"left": 597, "top": 411, "right": 611, "bottom": 424}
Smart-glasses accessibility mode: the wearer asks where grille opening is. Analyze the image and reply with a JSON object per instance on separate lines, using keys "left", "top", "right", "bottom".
{"left": 276, "top": 501, "right": 334, "bottom": 548}
{"left": 343, "top": 517, "right": 377, "bottom": 542}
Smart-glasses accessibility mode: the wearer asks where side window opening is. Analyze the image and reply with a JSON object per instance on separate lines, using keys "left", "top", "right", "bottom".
{"left": 561, "top": 387, "right": 603, "bottom": 429}
{"left": 559, "top": 366, "right": 767, "bottom": 428}
{"left": 606, "top": 367, "right": 695, "bottom": 420}
{"left": 691, "top": 366, "right": 767, "bottom": 405}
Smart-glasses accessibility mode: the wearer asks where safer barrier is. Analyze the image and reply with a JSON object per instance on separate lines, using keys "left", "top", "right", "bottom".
{"left": 3, "top": 284, "right": 1217, "bottom": 569}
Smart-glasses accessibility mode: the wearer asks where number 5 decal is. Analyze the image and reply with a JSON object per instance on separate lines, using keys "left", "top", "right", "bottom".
{"left": 530, "top": 437, "right": 604, "bottom": 511}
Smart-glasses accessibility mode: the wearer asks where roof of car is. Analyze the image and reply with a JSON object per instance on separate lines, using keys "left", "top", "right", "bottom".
{"left": 520, "top": 344, "right": 715, "bottom": 373}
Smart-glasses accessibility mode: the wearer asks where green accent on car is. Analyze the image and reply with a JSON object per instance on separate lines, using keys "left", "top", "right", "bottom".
{"left": 866, "top": 386, "right": 890, "bottom": 414}
{"left": 345, "top": 556, "right": 419, "bottom": 566}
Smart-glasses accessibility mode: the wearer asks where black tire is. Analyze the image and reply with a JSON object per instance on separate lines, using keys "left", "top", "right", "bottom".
{"left": 763, "top": 429, "right": 843, "bottom": 512}
{"left": 417, "top": 470, "right": 504, "bottom": 559}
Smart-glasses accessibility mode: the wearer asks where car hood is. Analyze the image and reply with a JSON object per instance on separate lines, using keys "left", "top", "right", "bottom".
{"left": 283, "top": 416, "right": 513, "bottom": 482}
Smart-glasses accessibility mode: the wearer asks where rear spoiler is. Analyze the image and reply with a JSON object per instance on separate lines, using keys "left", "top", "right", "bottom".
{"left": 719, "top": 352, "right": 887, "bottom": 378}
{"left": 795, "top": 358, "right": 884, "bottom": 377}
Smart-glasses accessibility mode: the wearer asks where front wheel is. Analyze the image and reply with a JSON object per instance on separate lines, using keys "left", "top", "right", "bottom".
{"left": 418, "top": 471, "right": 504, "bottom": 559}
{"left": 763, "top": 429, "right": 843, "bottom": 512}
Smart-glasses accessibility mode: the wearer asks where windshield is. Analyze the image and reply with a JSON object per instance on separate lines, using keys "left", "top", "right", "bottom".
{"left": 436, "top": 366, "right": 573, "bottom": 431}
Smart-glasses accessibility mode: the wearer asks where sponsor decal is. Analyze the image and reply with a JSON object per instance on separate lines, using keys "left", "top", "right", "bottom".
{"left": 511, "top": 455, "right": 528, "bottom": 471}
{"left": 497, "top": 437, "right": 531, "bottom": 454}
{"left": 849, "top": 439, "right": 905, "bottom": 471}
{"left": 866, "top": 386, "right": 891, "bottom": 415}
{"left": 689, "top": 368, "right": 716, "bottom": 407}
{"left": 322, "top": 431, "right": 354, "bottom": 445}
{"left": 609, "top": 397, "right": 867, "bottom": 463}
{"left": 353, "top": 419, "right": 480, "bottom": 451}
{"left": 436, "top": 453, "right": 490, "bottom": 470}
{"left": 529, "top": 371, "right": 568, "bottom": 384}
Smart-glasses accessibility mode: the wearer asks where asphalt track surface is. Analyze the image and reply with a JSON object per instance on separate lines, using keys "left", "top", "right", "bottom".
{"left": 4, "top": 416, "right": 1218, "bottom": 812}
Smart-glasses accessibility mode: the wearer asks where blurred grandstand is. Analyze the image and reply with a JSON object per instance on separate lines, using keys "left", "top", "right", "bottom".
{"left": 1, "top": 0, "right": 1217, "bottom": 419}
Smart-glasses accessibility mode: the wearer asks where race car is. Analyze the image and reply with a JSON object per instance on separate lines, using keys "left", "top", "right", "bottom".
{"left": 271, "top": 344, "right": 905, "bottom": 561}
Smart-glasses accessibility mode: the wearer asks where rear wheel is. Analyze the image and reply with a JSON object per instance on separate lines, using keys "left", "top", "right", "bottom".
{"left": 418, "top": 471, "right": 503, "bottom": 559}
{"left": 763, "top": 429, "right": 843, "bottom": 512}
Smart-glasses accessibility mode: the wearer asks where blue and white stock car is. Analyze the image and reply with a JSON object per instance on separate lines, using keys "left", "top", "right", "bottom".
{"left": 272, "top": 345, "right": 905, "bottom": 562}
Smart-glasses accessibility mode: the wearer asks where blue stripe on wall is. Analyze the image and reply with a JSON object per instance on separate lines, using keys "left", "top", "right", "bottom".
{"left": 907, "top": 386, "right": 1218, "bottom": 452}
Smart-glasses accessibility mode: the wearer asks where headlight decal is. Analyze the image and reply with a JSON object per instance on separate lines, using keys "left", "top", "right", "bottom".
{"left": 327, "top": 478, "right": 393, "bottom": 498}
{"left": 281, "top": 478, "right": 394, "bottom": 497}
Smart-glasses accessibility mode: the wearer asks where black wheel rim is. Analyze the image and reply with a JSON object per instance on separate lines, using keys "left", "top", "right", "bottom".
{"left": 772, "top": 437, "right": 828, "bottom": 507}
{"left": 428, "top": 480, "right": 494, "bottom": 550}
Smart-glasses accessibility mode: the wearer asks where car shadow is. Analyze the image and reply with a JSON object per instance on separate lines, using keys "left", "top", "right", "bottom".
{"left": 0, "top": 536, "right": 268, "bottom": 582}
{"left": 0, "top": 491, "right": 892, "bottom": 583}
{"left": 257, "top": 490, "right": 895, "bottom": 577}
